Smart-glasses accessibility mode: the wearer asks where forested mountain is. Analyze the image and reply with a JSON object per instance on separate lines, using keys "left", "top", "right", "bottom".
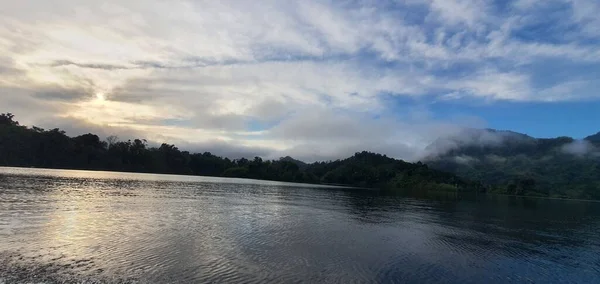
{"left": 5, "top": 112, "right": 598, "bottom": 199}
{"left": 586, "top": 132, "right": 600, "bottom": 144}
{"left": 0, "top": 113, "right": 478, "bottom": 193}
{"left": 425, "top": 128, "right": 600, "bottom": 199}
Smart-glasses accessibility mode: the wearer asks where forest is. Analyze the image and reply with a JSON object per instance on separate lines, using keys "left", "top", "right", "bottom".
{"left": 3, "top": 112, "right": 599, "bottom": 199}
{"left": 426, "top": 129, "right": 600, "bottom": 200}
{"left": 0, "top": 113, "right": 480, "bottom": 193}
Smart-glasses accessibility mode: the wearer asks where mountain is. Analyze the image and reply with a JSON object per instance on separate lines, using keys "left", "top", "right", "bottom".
{"left": 425, "top": 129, "right": 600, "bottom": 199}
{"left": 585, "top": 132, "right": 600, "bottom": 144}
{"left": 424, "top": 128, "right": 536, "bottom": 159}
{"left": 4, "top": 111, "right": 598, "bottom": 199}
{"left": 0, "top": 112, "right": 479, "bottom": 193}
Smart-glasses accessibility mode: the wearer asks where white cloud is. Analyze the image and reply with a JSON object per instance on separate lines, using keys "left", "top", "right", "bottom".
{"left": 427, "top": 0, "right": 491, "bottom": 27}
{"left": 0, "top": 0, "right": 599, "bottom": 161}
{"left": 446, "top": 70, "right": 532, "bottom": 100}
{"left": 562, "top": 140, "right": 598, "bottom": 156}
{"left": 568, "top": 0, "right": 600, "bottom": 38}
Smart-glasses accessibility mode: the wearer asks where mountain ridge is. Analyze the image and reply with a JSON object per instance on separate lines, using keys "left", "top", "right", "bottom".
{"left": 585, "top": 131, "right": 600, "bottom": 143}
{"left": 3, "top": 112, "right": 599, "bottom": 200}
{"left": 424, "top": 128, "right": 600, "bottom": 199}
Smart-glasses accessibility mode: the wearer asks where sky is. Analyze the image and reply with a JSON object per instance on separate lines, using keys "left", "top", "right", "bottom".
{"left": 1, "top": 0, "right": 599, "bottom": 162}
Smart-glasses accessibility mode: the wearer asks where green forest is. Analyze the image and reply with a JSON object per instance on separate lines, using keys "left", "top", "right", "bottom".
{"left": 2, "top": 113, "right": 599, "bottom": 199}
{"left": 0, "top": 113, "right": 480, "bottom": 193}
{"left": 426, "top": 129, "right": 600, "bottom": 200}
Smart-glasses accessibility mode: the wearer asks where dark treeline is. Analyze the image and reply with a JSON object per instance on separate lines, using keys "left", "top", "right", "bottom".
{"left": 0, "top": 113, "right": 481, "bottom": 192}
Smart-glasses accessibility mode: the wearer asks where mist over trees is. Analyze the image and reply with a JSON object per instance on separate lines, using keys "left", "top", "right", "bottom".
{"left": 0, "top": 113, "right": 479, "bottom": 193}
{"left": 426, "top": 129, "right": 600, "bottom": 200}
{"left": 3, "top": 113, "right": 599, "bottom": 200}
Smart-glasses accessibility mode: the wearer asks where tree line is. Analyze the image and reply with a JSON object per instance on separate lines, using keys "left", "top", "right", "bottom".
{"left": 0, "top": 113, "right": 481, "bottom": 193}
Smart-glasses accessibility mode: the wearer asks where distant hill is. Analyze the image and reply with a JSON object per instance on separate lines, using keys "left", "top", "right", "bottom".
{"left": 0, "top": 112, "right": 479, "bottom": 193}
{"left": 424, "top": 128, "right": 536, "bottom": 158}
{"left": 278, "top": 156, "right": 308, "bottom": 169}
{"left": 304, "top": 151, "right": 482, "bottom": 192}
{"left": 425, "top": 129, "right": 600, "bottom": 199}
{"left": 585, "top": 132, "right": 600, "bottom": 144}
{"left": 4, "top": 111, "right": 598, "bottom": 199}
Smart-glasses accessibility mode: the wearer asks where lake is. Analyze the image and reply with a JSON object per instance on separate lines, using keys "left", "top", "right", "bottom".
{"left": 1, "top": 167, "right": 599, "bottom": 283}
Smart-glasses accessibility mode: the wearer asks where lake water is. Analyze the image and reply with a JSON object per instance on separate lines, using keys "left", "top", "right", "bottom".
{"left": 1, "top": 167, "right": 599, "bottom": 283}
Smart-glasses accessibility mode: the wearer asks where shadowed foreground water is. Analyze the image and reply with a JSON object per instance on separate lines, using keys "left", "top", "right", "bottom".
{"left": 1, "top": 167, "right": 599, "bottom": 283}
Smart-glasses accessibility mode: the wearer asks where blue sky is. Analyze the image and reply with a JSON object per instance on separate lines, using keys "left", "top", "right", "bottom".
{"left": 1, "top": 0, "right": 599, "bottom": 161}
{"left": 431, "top": 100, "right": 600, "bottom": 138}
{"left": 383, "top": 95, "right": 600, "bottom": 139}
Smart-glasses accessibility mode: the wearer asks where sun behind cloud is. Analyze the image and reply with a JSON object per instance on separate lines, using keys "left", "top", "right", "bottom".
{"left": 1, "top": 0, "right": 599, "bottom": 161}
{"left": 67, "top": 92, "right": 159, "bottom": 126}
{"left": 95, "top": 92, "right": 106, "bottom": 102}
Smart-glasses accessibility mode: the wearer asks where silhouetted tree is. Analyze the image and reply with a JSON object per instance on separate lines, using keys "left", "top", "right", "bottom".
{"left": 0, "top": 113, "right": 508, "bottom": 195}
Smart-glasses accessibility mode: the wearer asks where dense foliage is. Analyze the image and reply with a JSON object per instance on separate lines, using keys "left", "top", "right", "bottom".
{"left": 426, "top": 129, "right": 600, "bottom": 200}
{"left": 0, "top": 113, "right": 478, "bottom": 192}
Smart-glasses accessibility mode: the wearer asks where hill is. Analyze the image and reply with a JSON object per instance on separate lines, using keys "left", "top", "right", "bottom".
{"left": 304, "top": 152, "right": 482, "bottom": 192}
{"left": 585, "top": 132, "right": 600, "bottom": 144}
{"left": 0, "top": 113, "right": 479, "bottom": 193}
{"left": 278, "top": 156, "right": 308, "bottom": 169}
{"left": 425, "top": 128, "right": 600, "bottom": 199}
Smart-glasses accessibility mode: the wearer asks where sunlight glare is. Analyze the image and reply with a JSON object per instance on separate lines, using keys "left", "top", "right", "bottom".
{"left": 96, "top": 92, "right": 106, "bottom": 102}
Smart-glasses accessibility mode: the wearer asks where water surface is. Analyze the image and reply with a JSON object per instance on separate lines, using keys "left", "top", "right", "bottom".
{"left": 1, "top": 167, "right": 599, "bottom": 283}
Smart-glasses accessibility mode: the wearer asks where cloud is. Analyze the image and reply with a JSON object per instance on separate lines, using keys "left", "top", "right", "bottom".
{"left": 453, "top": 155, "right": 477, "bottom": 165}
{"left": 444, "top": 70, "right": 532, "bottom": 100}
{"left": 263, "top": 107, "right": 484, "bottom": 162}
{"left": 423, "top": 128, "right": 534, "bottom": 159}
{"left": 561, "top": 140, "right": 598, "bottom": 156}
{"left": 426, "top": 0, "right": 490, "bottom": 27}
{"left": 0, "top": 57, "right": 22, "bottom": 76}
{"left": 1, "top": 0, "right": 599, "bottom": 162}
{"left": 32, "top": 86, "right": 94, "bottom": 102}
{"left": 48, "top": 60, "right": 134, "bottom": 70}
{"left": 568, "top": 0, "right": 600, "bottom": 38}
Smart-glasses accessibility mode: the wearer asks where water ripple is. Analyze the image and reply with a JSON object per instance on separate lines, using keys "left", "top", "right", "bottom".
{"left": 1, "top": 168, "right": 600, "bottom": 283}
